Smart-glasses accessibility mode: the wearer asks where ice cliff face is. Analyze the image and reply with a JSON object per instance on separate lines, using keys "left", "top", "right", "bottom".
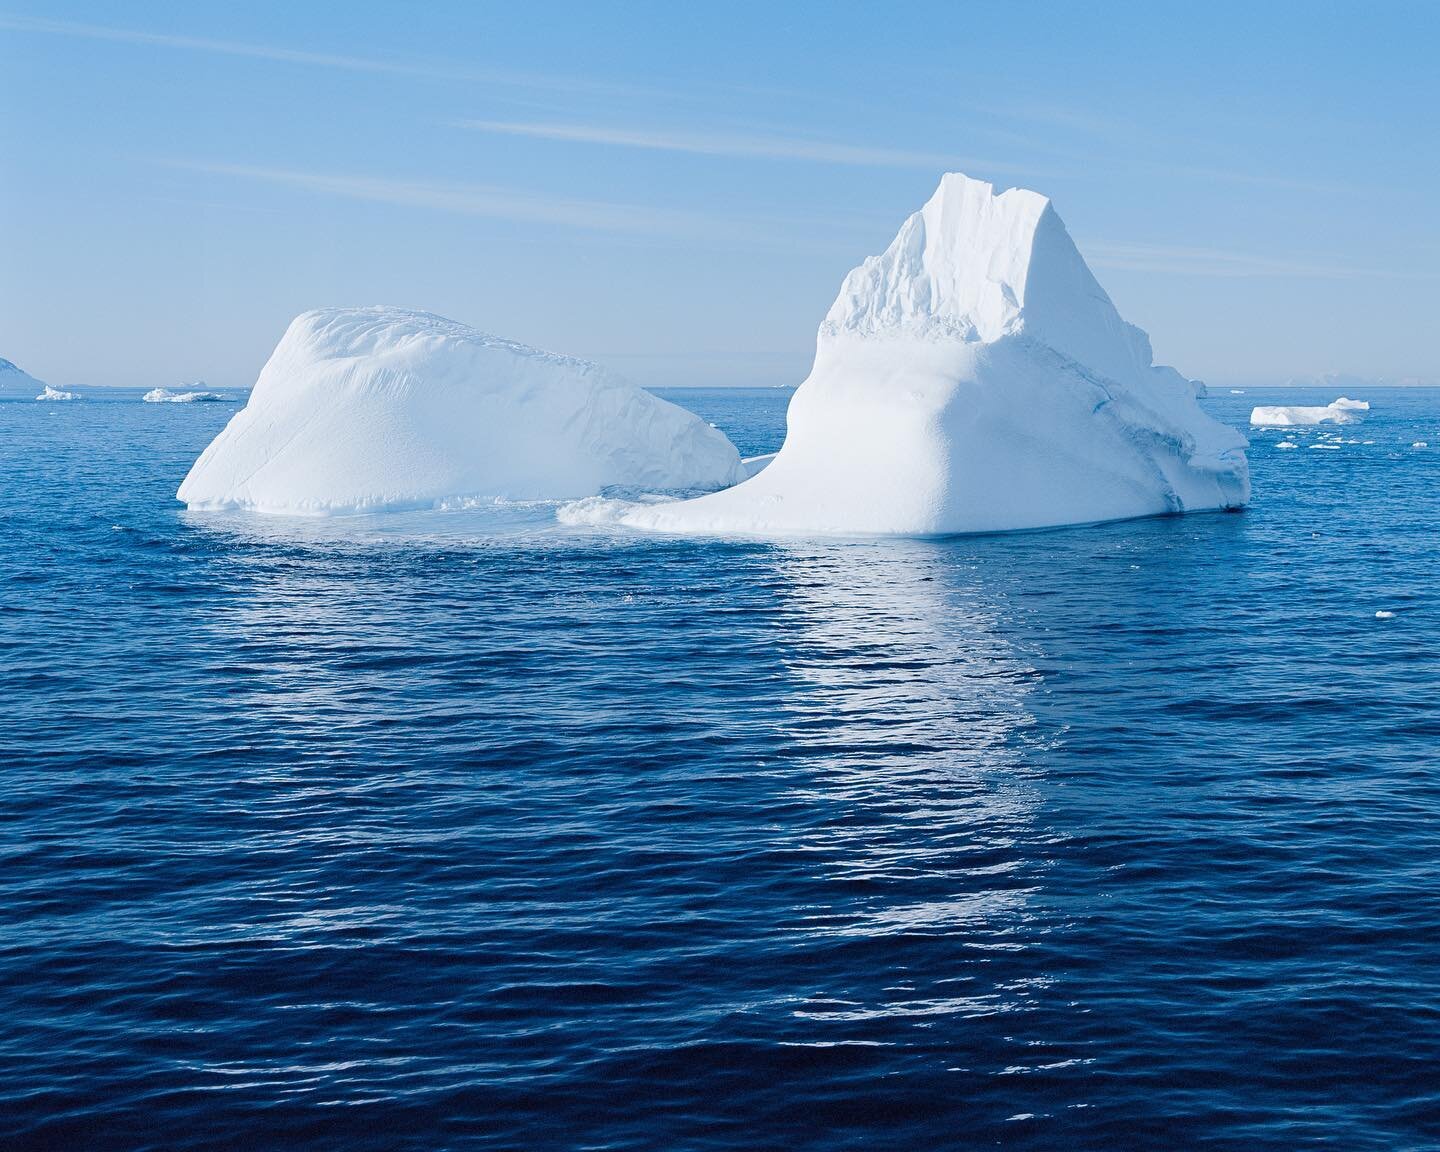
{"left": 178, "top": 307, "right": 744, "bottom": 514}
{"left": 620, "top": 173, "right": 1250, "bottom": 537}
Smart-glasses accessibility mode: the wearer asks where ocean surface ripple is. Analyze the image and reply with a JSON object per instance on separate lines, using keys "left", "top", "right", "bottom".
{"left": 2, "top": 387, "right": 1437, "bottom": 1150}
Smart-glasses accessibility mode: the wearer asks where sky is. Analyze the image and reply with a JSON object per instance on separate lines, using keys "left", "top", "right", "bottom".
{"left": 2, "top": 1, "right": 1437, "bottom": 390}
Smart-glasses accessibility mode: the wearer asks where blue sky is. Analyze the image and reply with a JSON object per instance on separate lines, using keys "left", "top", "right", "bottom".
{"left": 2, "top": 1, "right": 1437, "bottom": 389}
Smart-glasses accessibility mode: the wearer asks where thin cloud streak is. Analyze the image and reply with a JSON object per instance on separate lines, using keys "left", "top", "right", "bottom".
{"left": 1084, "top": 241, "right": 1412, "bottom": 279}
{"left": 457, "top": 118, "right": 1014, "bottom": 171}
{"left": 0, "top": 13, "right": 632, "bottom": 95}
{"left": 165, "top": 161, "right": 749, "bottom": 239}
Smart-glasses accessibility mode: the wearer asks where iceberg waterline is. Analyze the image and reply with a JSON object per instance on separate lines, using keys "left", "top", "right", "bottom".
{"left": 177, "top": 308, "right": 745, "bottom": 514}
{"left": 608, "top": 172, "right": 1249, "bottom": 537}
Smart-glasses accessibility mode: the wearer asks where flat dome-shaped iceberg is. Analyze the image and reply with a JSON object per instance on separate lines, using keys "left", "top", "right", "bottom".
{"left": 178, "top": 307, "right": 745, "bottom": 514}
{"left": 1249, "top": 397, "right": 1369, "bottom": 426}
{"left": 617, "top": 173, "right": 1249, "bottom": 537}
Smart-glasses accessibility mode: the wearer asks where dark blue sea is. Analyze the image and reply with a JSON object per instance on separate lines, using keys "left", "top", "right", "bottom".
{"left": 2, "top": 385, "right": 1437, "bottom": 1151}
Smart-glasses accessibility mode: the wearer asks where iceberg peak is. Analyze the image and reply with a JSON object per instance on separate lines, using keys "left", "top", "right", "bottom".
{"left": 612, "top": 171, "right": 1248, "bottom": 538}
{"left": 823, "top": 172, "right": 1152, "bottom": 386}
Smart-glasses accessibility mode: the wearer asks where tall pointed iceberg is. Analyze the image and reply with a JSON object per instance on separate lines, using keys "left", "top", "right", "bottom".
{"left": 622, "top": 173, "right": 1249, "bottom": 536}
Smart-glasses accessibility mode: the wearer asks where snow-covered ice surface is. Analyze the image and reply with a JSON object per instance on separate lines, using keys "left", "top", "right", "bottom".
{"left": 144, "top": 386, "right": 227, "bottom": 403}
{"left": 1250, "top": 397, "right": 1370, "bottom": 426}
{"left": 605, "top": 173, "right": 1248, "bottom": 538}
{"left": 178, "top": 307, "right": 745, "bottom": 514}
{"left": 35, "top": 385, "right": 77, "bottom": 401}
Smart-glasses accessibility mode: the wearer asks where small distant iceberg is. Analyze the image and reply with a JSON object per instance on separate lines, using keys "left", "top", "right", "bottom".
{"left": 144, "top": 386, "right": 227, "bottom": 403}
{"left": 36, "top": 385, "right": 78, "bottom": 401}
{"left": 178, "top": 307, "right": 745, "bottom": 514}
{"left": 1250, "top": 397, "right": 1369, "bottom": 427}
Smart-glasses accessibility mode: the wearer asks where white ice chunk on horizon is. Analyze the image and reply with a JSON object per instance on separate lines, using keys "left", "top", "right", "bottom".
{"left": 177, "top": 307, "right": 746, "bottom": 515}
{"left": 608, "top": 172, "right": 1248, "bottom": 538}
{"left": 145, "top": 386, "right": 227, "bottom": 403}
{"left": 1250, "top": 397, "right": 1370, "bottom": 426}
{"left": 36, "top": 385, "right": 77, "bottom": 401}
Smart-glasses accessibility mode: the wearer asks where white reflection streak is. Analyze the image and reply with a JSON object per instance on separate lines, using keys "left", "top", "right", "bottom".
{"left": 770, "top": 539, "right": 1044, "bottom": 941}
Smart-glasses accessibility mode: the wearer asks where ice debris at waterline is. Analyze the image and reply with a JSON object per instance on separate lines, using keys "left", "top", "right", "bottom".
{"left": 177, "top": 308, "right": 745, "bottom": 514}
{"left": 36, "top": 385, "right": 78, "bottom": 401}
{"left": 592, "top": 172, "right": 1248, "bottom": 537}
{"left": 1, "top": 357, "right": 47, "bottom": 392}
{"left": 144, "top": 386, "right": 226, "bottom": 403}
{"left": 1249, "top": 397, "right": 1369, "bottom": 427}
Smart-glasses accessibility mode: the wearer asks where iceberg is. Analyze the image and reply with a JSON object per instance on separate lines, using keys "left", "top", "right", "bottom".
{"left": 1249, "top": 397, "right": 1369, "bottom": 427}
{"left": 614, "top": 172, "right": 1249, "bottom": 537}
{"left": 178, "top": 307, "right": 744, "bottom": 514}
{"left": 36, "top": 385, "right": 78, "bottom": 401}
{"left": 145, "top": 386, "right": 227, "bottom": 403}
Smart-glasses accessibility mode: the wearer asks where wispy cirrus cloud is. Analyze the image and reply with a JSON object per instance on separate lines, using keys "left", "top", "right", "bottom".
{"left": 0, "top": 13, "right": 633, "bottom": 95}
{"left": 161, "top": 160, "right": 908, "bottom": 251}
{"left": 1083, "top": 241, "right": 1412, "bottom": 279}
{"left": 455, "top": 118, "right": 1015, "bottom": 172}
{"left": 164, "top": 161, "right": 722, "bottom": 236}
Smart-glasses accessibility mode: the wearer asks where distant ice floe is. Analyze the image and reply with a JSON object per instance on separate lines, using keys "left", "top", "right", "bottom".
{"left": 144, "top": 386, "right": 227, "bottom": 403}
{"left": 1250, "top": 397, "right": 1370, "bottom": 427}
{"left": 1414, "top": 441, "right": 1429, "bottom": 449}
{"left": 36, "top": 385, "right": 77, "bottom": 401}
{"left": 1375, "top": 611, "right": 1396, "bottom": 620}
{"left": 1275, "top": 441, "right": 1298, "bottom": 450}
